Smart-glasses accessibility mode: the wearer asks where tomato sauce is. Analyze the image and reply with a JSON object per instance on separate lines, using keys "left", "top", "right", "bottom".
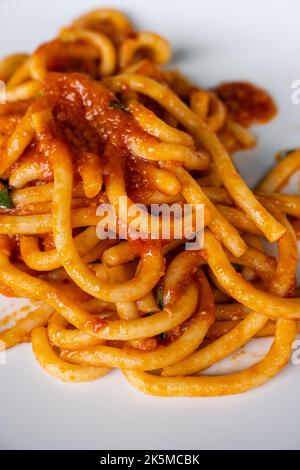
{"left": 42, "top": 73, "right": 163, "bottom": 254}
{"left": 214, "top": 81, "right": 277, "bottom": 126}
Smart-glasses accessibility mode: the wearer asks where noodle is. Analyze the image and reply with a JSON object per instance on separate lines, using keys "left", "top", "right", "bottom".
{"left": 0, "top": 7, "right": 298, "bottom": 397}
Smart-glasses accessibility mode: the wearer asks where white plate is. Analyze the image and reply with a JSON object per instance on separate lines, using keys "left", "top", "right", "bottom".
{"left": 0, "top": 0, "right": 300, "bottom": 450}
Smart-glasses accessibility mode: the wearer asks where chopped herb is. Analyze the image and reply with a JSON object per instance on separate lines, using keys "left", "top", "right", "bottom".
{"left": 109, "top": 100, "right": 127, "bottom": 112}
{"left": 0, "top": 182, "right": 13, "bottom": 209}
{"left": 156, "top": 285, "right": 164, "bottom": 310}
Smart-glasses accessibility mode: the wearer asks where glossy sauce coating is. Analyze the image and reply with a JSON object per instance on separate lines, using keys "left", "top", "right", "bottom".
{"left": 214, "top": 81, "right": 277, "bottom": 126}
{"left": 44, "top": 73, "right": 162, "bottom": 255}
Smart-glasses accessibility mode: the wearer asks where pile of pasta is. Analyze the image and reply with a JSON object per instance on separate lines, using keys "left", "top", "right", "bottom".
{"left": 0, "top": 8, "right": 300, "bottom": 397}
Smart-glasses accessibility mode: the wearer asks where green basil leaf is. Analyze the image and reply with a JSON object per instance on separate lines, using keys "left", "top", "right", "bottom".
{"left": 0, "top": 183, "right": 13, "bottom": 209}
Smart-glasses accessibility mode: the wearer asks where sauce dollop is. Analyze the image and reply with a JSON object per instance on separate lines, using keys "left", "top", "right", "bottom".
{"left": 214, "top": 81, "right": 277, "bottom": 126}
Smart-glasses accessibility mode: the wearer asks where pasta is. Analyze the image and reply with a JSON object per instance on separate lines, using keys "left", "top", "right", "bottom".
{"left": 0, "top": 7, "right": 299, "bottom": 396}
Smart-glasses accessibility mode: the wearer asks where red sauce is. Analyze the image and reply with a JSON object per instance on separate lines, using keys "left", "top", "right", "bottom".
{"left": 8, "top": 142, "right": 53, "bottom": 181}
{"left": 85, "top": 316, "right": 107, "bottom": 332}
{"left": 214, "top": 81, "right": 277, "bottom": 126}
{"left": 40, "top": 73, "right": 168, "bottom": 252}
{"left": 7, "top": 235, "right": 23, "bottom": 264}
{"left": 125, "top": 156, "right": 152, "bottom": 202}
{"left": 42, "top": 72, "right": 148, "bottom": 171}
